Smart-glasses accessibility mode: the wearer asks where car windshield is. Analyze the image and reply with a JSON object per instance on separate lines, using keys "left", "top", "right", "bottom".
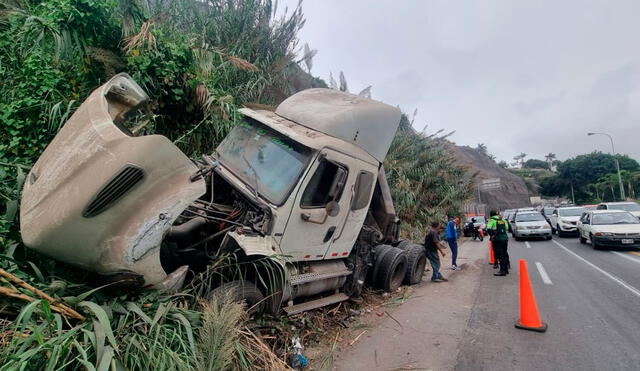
{"left": 475, "top": 216, "right": 486, "bottom": 223}
{"left": 544, "top": 207, "right": 554, "bottom": 214}
{"left": 558, "top": 208, "right": 586, "bottom": 217}
{"left": 216, "top": 119, "right": 311, "bottom": 205}
{"left": 516, "top": 213, "right": 546, "bottom": 222}
{"left": 592, "top": 212, "right": 640, "bottom": 225}
{"left": 610, "top": 203, "right": 640, "bottom": 212}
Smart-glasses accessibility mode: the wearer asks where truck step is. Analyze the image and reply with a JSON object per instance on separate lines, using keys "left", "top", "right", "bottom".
{"left": 284, "top": 293, "right": 350, "bottom": 315}
{"left": 289, "top": 269, "right": 352, "bottom": 286}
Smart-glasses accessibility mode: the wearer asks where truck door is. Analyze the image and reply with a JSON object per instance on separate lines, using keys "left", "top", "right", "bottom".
{"left": 280, "top": 149, "right": 355, "bottom": 261}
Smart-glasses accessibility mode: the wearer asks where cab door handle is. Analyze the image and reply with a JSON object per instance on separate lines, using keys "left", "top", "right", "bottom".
{"left": 323, "top": 226, "right": 336, "bottom": 242}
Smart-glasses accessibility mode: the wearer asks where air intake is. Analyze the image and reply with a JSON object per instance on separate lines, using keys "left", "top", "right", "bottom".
{"left": 83, "top": 165, "right": 144, "bottom": 217}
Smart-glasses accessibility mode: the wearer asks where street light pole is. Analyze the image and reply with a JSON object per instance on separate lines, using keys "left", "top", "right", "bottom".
{"left": 587, "top": 132, "right": 625, "bottom": 200}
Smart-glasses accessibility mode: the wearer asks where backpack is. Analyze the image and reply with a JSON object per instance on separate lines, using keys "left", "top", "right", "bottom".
{"left": 495, "top": 219, "right": 509, "bottom": 241}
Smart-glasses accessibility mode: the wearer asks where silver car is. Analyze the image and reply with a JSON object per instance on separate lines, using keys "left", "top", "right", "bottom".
{"left": 512, "top": 212, "right": 552, "bottom": 241}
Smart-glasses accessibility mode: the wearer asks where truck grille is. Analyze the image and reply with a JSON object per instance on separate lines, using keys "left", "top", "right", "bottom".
{"left": 83, "top": 165, "right": 144, "bottom": 217}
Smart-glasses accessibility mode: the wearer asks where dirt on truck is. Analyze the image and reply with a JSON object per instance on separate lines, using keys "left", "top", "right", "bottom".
{"left": 20, "top": 73, "right": 428, "bottom": 315}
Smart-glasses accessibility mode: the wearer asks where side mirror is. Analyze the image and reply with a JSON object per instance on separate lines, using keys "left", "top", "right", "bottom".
{"left": 328, "top": 167, "right": 347, "bottom": 200}
{"left": 326, "top": 200, "right": 340, "bottom": 217}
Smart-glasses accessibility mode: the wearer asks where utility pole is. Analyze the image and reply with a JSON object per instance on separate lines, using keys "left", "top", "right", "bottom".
{"left": 570, "top": 182, "right": 575, "bottom": 204}
{"left": 587, "top": 132, "right": 625, "bottom": 200}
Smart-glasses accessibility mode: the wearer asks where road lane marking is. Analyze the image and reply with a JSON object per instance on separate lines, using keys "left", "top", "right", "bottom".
{"left": 611, "top": 251, "right": 640, "bottom": 265}
{"left": 525, "top": 241, "right": 532, "bottom": 249}
{"left": 535, "top": 262, "right": 553, "bottom": 285}
{"left": 552, "top": 240, "right": 640, "bottom": 298}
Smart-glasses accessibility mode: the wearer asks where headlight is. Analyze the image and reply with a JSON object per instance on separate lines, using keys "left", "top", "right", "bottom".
{"left": 517, "top": 225, "right": 527, "bottom": 230}
{"left": 594, "top": 232, "right": 613, "bottom": 236}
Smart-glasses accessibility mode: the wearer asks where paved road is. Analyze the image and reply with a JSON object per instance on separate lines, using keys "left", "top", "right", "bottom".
{"left": 331, "top": 236, "right": 640, "bottom": 370}
{"left": 456, "top": 235, "right": 640, "bottom": 371}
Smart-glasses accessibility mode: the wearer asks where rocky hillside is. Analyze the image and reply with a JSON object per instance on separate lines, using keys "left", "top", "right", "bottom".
{"left": 452, "top": 145, "right": 531, "bottom": 212}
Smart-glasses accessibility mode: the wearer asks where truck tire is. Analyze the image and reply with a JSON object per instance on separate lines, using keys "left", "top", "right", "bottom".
{"left": 396, "top": 239, "right": 412, "bottom": 250}
{"left": 369, "top": 244, "right": 393, "bottom": 284}
{"left": 207, "top": 280, "right": 265, "bottom": 316}
{"left": 374, "top": 247, "right": 408, "bottom": 292}
{"left": 402, "top": 244, "right": 426, "bottom": 285}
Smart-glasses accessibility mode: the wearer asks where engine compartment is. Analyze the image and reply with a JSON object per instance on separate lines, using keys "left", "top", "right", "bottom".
{"left": 160, "top": 159, "right": 272, "bottom": 277}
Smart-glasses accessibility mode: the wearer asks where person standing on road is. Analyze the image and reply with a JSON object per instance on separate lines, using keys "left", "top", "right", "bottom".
{"left": 446, "top": 215, "right": 459, "bottom": 270}
{"left": 486, "top": 210, "right": 510, "bottom": 276}
{"left": 424, "top": 222, "right": 448, "bottom": 282}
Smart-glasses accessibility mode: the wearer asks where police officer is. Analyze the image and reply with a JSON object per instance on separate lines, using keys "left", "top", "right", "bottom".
{"left": 486, "top": 210, "right": 510, "bottom": 276}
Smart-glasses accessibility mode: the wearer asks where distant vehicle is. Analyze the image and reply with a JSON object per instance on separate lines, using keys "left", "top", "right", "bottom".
{"left": 541, "top": 206, "right": 555, "bottom": 223}
{"left": 467, "top": 215, "right": 487, "bottom": 228}
{"left": 577, "top": 210, "right": 640, "bottom": 249}
{"left": 501, "top": 209, "right": 516, "bottom": 232}
{"left": 501, "top": 209, "right": 515, "bottom": 221}
{"left": 549, "top": 206, "right": 586, "bottom": 236}
{"left": 511, "top": 212, "right": 552, "bottom": 241}
{"left": 463, "top": 218, "right": 484, "bottom": 241}
{"left": 463, "top": 215, "right": 486, "bottom": 236}
{"left": 597, "top": 202, "right": 640, "bottom": 219}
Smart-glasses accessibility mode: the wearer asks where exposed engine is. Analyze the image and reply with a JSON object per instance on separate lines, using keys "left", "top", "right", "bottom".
{"left": 160, "top": 158, "right": 271, "bottom": 276}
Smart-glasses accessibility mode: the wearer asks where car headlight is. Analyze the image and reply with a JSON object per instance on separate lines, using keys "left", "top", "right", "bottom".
{"left": 594, "top": 232, "right": 613, "bottom": 236}
{"left": 517, "top": 225, "right": 527, "bottom": 230}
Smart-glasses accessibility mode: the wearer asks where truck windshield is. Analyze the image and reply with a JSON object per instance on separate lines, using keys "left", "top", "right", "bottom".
{"left": 216, "top": 120, "right": 311, "bottom": 205}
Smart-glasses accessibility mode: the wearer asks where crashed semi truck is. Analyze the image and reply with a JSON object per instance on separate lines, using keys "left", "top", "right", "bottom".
{"left": 20, "top": 73, "right": 427, "bottom": 315}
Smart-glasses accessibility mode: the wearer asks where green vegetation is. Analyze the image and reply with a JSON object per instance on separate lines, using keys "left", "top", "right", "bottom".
{"left": 539, "top": 152, "right": 640, "bottom": 203}
{"left": 0, "top": 0, "right": 474, "bottom": 368}
{"left": 523, "top": 158, "right": 549, "bottom": 170}
{"left": 385, "top": 115, "right": 474, "bottom": 240}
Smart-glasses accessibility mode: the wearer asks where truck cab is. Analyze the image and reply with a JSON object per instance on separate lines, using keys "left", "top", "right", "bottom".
{"left": 20, "top": 74, "right": 424, "bottom": 314}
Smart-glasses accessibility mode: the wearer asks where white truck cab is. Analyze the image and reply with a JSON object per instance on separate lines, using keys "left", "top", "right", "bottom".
{"left": 20, "top": 74, "right": 427, "bottom": 315}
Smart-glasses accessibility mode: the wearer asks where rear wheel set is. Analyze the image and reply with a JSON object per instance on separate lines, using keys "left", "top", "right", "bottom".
{"left": 371, "top": 242, "right": 427, "bottom": 291}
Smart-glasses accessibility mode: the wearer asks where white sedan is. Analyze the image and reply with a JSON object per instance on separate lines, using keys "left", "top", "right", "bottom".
{"left": 511, "top": 212, "right": 552, "bottom": 240}
{"left": 577, "top": 210, "right": 640, "bottom": 250}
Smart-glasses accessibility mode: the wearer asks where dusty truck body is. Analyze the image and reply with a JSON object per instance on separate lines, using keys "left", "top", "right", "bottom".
{"left": 20, "top": 73, "right": 427, "bottom": 314}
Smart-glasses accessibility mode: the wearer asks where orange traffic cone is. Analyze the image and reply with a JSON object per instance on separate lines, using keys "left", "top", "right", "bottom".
{"left": 515, "top": 259, "right": 547, "bottom": 332}
{"left": 489, "top": 241, "right": 495, "bottom": 265}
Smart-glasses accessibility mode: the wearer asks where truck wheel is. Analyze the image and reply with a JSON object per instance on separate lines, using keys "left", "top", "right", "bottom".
{"left": 207, "top": 280, "right": 265, "bottom": 316}
{"left": 402, "top": 244, "right": 426, "bottom": 285}
{"left": 369, "top": 244, "right": 393, "bottom": 284}
{"left": 396, "top": 239, "right": 412, "bottom": 250}
{"left": 375, "top": 247, "right": 408, "bottom": 292}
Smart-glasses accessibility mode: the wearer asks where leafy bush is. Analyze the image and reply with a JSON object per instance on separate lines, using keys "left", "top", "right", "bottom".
{"left": 385, "top": 115, "right": 473, "bottom": 240}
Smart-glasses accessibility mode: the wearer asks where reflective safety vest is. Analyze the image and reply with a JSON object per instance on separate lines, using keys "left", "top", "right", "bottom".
{"left": 487, "top": 216, "right": 509, "bottom": 241}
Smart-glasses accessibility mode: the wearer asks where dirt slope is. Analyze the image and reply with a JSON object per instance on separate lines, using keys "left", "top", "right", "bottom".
{"left": 452, "top": 145, "right": 530, "bottom": 211}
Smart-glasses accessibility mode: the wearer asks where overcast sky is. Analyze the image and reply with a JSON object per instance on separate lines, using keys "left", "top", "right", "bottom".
{"left": 280, "top": 0, "right": 640, "bottom": 163}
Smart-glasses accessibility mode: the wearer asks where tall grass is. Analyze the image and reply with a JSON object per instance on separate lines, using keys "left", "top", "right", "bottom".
{"left": 385, "top": 114, "right": 474, "bottom": 239}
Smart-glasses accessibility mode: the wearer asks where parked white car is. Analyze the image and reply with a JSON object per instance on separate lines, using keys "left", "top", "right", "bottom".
{"left": 549, "top": 206, "right": 586, "bottom": 236}
{"left": 577, "top": 210, "right": 640, "bottom": 249}
{"left": 511, "top": 212, "right": 552, "bottom": 240}
{"left": 597, "top": 202, "right": 640, "bottom": 219}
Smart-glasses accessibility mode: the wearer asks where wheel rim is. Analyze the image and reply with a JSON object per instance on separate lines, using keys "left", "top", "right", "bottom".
{"left": 391, "top": 260, "right": 406, "bottom": 289}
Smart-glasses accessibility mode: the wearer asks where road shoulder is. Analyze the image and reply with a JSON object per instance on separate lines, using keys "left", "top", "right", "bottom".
{"left": 332, "top": 238, "right": 487, "bottom": 370}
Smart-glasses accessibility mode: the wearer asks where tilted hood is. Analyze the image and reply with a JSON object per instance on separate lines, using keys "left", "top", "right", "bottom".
{"left": 20, "top": 74, "right": 206, "bottom": 286}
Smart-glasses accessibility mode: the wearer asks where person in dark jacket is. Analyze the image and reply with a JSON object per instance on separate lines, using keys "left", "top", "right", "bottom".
{"left": 424, "top": 222, "right": 448, "bottom": 282}
{"left": 486, "top": 210, "right": 510, "bottom": 276}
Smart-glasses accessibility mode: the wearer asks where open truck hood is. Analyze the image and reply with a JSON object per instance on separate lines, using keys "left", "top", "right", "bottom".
{"left": 20, "top": 74, "right": 206, "bottom": 287}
